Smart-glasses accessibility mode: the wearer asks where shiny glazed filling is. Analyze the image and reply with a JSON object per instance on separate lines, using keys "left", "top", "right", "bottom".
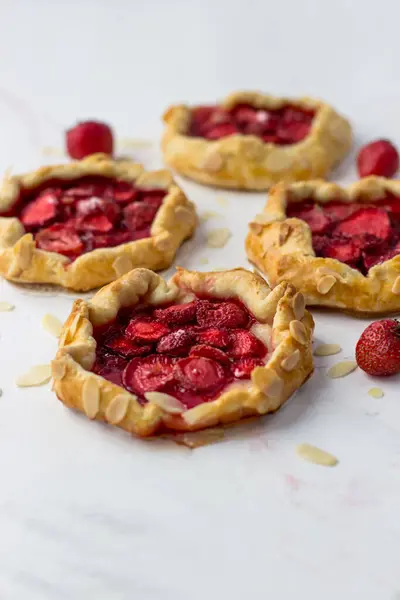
{"left": 0, "top": 176, "right": 166, "bottom": 260}
{"left": 189, "top": 103, "right": 315, "bottom": 144}
{"left": 92, "top": 297, "right": 270, "bottom": 409}
{"left": 286, "top": 195, "right": 400, "bottom": 274}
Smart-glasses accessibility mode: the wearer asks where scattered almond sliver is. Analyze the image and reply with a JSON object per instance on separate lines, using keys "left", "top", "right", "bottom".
{"left": 368, "top": 387, "right": 384, "bottom": 399}
{"left": 198, "top": 257, "right": 209, "bottom": 265}
{"left": 118, "top": 137, "right": 153, "bottom": 149}
{"left": 144, "top": 391, "right": 186, "bottom": 414}
{"left": 215, "top": 196, "right": 228, "bottom": 208}
{"left": 16, "top": 364, "right": 52, "bottom": 387}
{"left": 41, "top": 313, "right": 63, "bottom": 338}
{"left": 200, "top": 210, "right": 221, "bottom": 222}
{"left": 172, "top": 428, "right": 225, "bottom": 448}
{"left": 314, "top": 343, "right": 342, "bottom": 357}
{"left": 206, "top": 228, "right": 232, "bottom": 249}
{"left": 296, "top": 443, "right": 338, "bottom": 467}
{"left": 0, "top": 302, "right": 15, "bottom": 312}
{"left": 327, "top": 360, "right": 357, "bottom": 379}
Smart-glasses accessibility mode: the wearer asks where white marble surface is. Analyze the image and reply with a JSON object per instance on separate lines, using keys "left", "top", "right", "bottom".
{"left": 0, "top": 1, "right": 400, "bottom": 598}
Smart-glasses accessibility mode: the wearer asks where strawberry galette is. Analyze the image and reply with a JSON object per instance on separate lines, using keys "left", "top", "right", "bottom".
{"left": 0, "top": 154, "right": 197, "bottom": 291}
{"left": 161, "top": 91, "right": 352, "bottom": 190}
{"left": 246, "top": 177, "right": 400, "bottom": 314}
{"left": 52, "top": 268, "right": 314, "bottom": 438}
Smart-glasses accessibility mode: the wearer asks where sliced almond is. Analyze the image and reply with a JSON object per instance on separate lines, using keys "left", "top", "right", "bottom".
{"left": 51, "top": 360, "right": 66, "bottom": 381}
{"left": 314, "top": 343, "right": 342, "bottom": 357}
{"left": 206, "top": 228, "right": 232, "bottom": 249}
{"left": 118, "top": 137, "right": 153, "bottom": 149}
{"left": 68, "top": 312, "right": 80, "bottom": 339}
{"left": 327, "top": 360, "right": 357, "bottom": 379}
{"left": 316, "top": 267, "right": 345, "bottom": 283}
{"left": 145, "top": 391, "right": 186, "bottom": 414}
{"left": 392, "top": 276, "right": 400, "bottom": 295}
{"left": 281, "top": 349, "right": 300, "bottom": 372}
{"left": 201, "top": 151, "right": 223, "bottom": 172}
{"left": 198, "top": 257, "right": 209, "bottom": 265}
{"left": 173, "top": 428, "right": 225, "bottom": 448}
{"left": 16, "top": 364, "right": 52, "bottom": 387}
{"left": 82, "top": 378, "right": 100, "bottom": 419}
{"left": 105, "top": 395, "right": 131, "bottom": 424}
{"left": 42, "top": 313, "right": 63, "bottom": 338}
{"left": 216, "top": 196, "right": 228, "bottom": 208}
{"left": 317, "top": 275, "right": 336, "bottom": 295}
{"left": 289, "top": 320, "right": 308, "bottom": 345}
{"left": 368, "top": 387, "right": 384, "bottom": 399}
{"left": 292, "top": 292, "right": 305, "bottom": 321}
{"left": 296, "top": 443, "right": 338, "bottom": 467}
{"left": 113, "top": 255, "right": 133, "bottom": 277}
{"left": 0, "top": 302, "right": 15, "bottom": 312}
{"left": 278, "top": 223, "right": 291, "bottom": 246}
{"left": 200, "top": 210, "right": 221, "bottom": 222}
{"left": 18, "top": 241, "right": 32, "bottom": 270}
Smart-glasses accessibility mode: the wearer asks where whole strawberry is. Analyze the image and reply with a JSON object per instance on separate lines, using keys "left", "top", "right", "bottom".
{"left": 66, "top": 120, "right": 113, "bottom": 159}
{"left": 356, "top": 319, "right": 400, "bottom": 376}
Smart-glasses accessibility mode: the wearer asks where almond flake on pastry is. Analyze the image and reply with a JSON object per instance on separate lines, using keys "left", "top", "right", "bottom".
{"left": 52, "top": 267, "right": 314, "bottom": 439}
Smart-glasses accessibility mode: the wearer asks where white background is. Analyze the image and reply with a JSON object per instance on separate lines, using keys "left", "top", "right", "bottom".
{"left": 0, "top": 1, "right": 400, "bottom": 598}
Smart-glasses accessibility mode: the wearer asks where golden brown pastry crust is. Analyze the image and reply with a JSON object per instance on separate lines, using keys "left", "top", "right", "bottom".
{"left": 246, "top": 177, "right": 400, "bottom": 314}
{"left": 161, "top": 91, "right": 352, "bottom": 191}
{"left": 0, "top": 154, "right": 197, "bottom": 291}
{"left": 52, "top": 268, "right": 314, "bottom": 437}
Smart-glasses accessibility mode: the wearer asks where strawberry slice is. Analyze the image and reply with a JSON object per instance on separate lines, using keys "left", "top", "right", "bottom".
{"left": 123, "top": 202, "right": 159, "bottom": 231}
{"left": 139, "top": 193, "right": 164, "bottom": 208}
{"left": 93, "top": 352, "right": 128, "bottom": 386}
{"left": 35, "top": 224, "right": 84, "bottom": 258}
{"left": 205, "top": 123, "right": 238, "bottom": 140}
{"left": 123, "top": 355, "right": 175, "bottom": 396}
{"left": 153, "top": 301, "right": 197, "bottom": 326}
{"left": 197, "top": 300, "right": 249, "bottom": 329}
{"left": 156, "top": 328, "right": 195, "bottom": 356}
{"left": 92, "top": 230, "right": 133, "bottom": 249}
{"left": 277, "top": 121, "right": 311, "bottom": 144}
{"left": 125, "top": 318, "right": 169, "bottom": 343}
{"left": 189, "top": 344, "right": 230, "bottom": 365}
{"left": 21, "top": 192, "right": 59, "bottom": 229}
{"left": 282, "top": 107, "right": 314, "bottom": 124}
{"left": 286, "top": 202, "right": 330, "bottom": 234}
{"left": 63, "top": 183, "right": 107, "bottom": 200}
{"left": 75, "top": 214, "right": 114, "bottom": 232}
{"left": 190, "top": 106, "right": 215, "bottom": 135}
{"left": 174, "top": 356, "right": 226, "bottom": 392}
{"left": 323, "top": 201, "right": 363, "bottom": 223}
{"left": 333, "top": 207, "right": 391, "bottom": 241}
{"left": 112, "top": 181, "right": 138, "bottom": 204}
{"left": 232, "top": 105, "right": 258, "bottom": 125}
{"left": 196, "top": 327, "right": 230, "bottom": 348}
{"left": 104, "top": 335, "right": 152, "bottom": 358}
{"left": 321, "top": 236, "right": 362, "bottom": 266}
{"left": 363, "top": 241, "right": 400, "bottom": 271}
{"left": 76, "top": 196, "right": 119, "bottom": 219}
{"left": 233, "top": 357, "right": 265, "bottom": 379}
{"left": 262, "top": 134, "right": 279, "bottom": 144}
{"left": 228, "top": 330, "right": 267, "bottom": 358}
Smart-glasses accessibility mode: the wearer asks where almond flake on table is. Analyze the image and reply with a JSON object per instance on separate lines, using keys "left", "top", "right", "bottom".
{"left": 215, "top": 196, "right": 229, "bottom": 208}
{"left": 368, "top": 387, "right": 384, "bottom": 399}
{"left": 41, "top": 146, "right": 64, "bottom": 157}
{"left": 172, "top": 428, "right": 225, "bottom": 448}
{"left": 314, "top": 343, "right": 342, "bottom": 356}
{"left": 41, "top": 313, "right": 63, "bottom": 338}
{"left": 117, "top": 137, "right": 153, "bottom": 149}
{"left": 16, "top": 364, "right": 52, "bottom": 387}
{"left": 198, "top": 257, "right": 209, "bottom": 265}
{"left": 199, "top": 210, "right": 221, "bottom": 222}
{"left": 296, "top": 443, "right": 339, "bottom": 467}
{"left": 206, "top": 228, "right": 232, "bottom": 248}
{"left": 0, "top": 302, "right": 15, "bottom": 312}
{"left": 327, "top": 360, "right": 357, "bottom": 378}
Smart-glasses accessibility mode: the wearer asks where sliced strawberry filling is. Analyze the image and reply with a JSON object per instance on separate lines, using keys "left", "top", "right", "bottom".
{"left": 287, "top": 197, "right": 400, "bottom": 274}
{"left": 91, "top": 297, "right": 269, "bottom": 409}
{"left": 189, "top": 103, "right": 315, "bottom": 145}
{"left": 1, "top": 175, "right": 167, "bottom": 260}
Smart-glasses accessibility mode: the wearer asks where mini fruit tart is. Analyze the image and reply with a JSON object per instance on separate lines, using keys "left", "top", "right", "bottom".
{"left": 246, "top": 177, "right": 400, "bottom": 314}
{"left": 52, "top": 268, "right": 314, "bottom": 438}
{"left": 162, "top": 91, "right": 352, "bottom": 191}
{"left": 0, "top": 154, "right": 197, "bottom": 291}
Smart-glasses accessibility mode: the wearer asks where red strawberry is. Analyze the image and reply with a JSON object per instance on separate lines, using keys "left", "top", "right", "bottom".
{"left": 196, "top": 327, "right": 230, "bottom": 348}
{"left": 156, "top": 328, "right": 194, "bottom": 356}
{"left": 282, "top": 107, "right": 314, "bottom": 123}
{"left": 228, "top": 330, "right": 267, "bottom": 358}
{"left": 287, "top": 202, "right": 330, "bottom": 234}
{"left": 123, "top": 202, "right": 159, "bottom": 231}
{"left": 356, "top": 319, "right": 400, "bottom": 376}
{"left": 63, "top": 183, "right": 108, "bottom": 200}
{"left": 153, "top": 302, "right": 197, "bottom": 326}
{"left": 174, "top": 356, "right": 226, "bottom": 392}
{"left": 123, "top": 355, "right": 175, "bottom": 395}
{"left": 323, "top": 201, "right": 363, "bottom": 223}
{"left": 205, "top": 123, "right": 238, "bottom": 140}
{"left": 333, "top": 207, "right": 391, "bottom": 242}
{"left": 104, "top": 335, "right": 152, "bottom": 358}
{"left": 322, "top": 236, "right": 362, "bottom": 265}
{"left": 233, "top": 105, "right": 258, "bottom": 125}
{"left": 21, "top": 192, "right": 59, "bottom": 229}
{"left": 262, "top": 134, "right": 279, "bottom": 144}
{"left": 276, "top": 121, "right": 311, "bottom": 144}
{"left": 112, "top": 181, "right": 138, "bottom": 204}
{"left": 362, "top": 241, "right": 400, "bottom": 271}
{"left": 189, "top": 344, "right": 230, "bottom": 365}
{"left": 125, "top": 318, "right": 169, "bottom": 343}
{"left": 232, "top": 357, "right": 265, "bottom": 379}
{"left": 357, "top": 140, "right": 399, "bottom": 178}
{"left": 35, "top": 224, "right": 83, "bottom": 258}
{"left": 91, "top": 230, "right": 133, "bottom": 249}
{"left": 66, "top": 120, "right": 114, "bottom": 159}
{"left": 196, "top": 300, "right": 248, "bottom": 329}
{"left": 76, "top": 197, "right": 119, "bottom": 222}
{"left": 75, "top": 214, "right": 114, "bottom": 233}
{"left": 93, "top": 352, "right": 128, "bottom": 386}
